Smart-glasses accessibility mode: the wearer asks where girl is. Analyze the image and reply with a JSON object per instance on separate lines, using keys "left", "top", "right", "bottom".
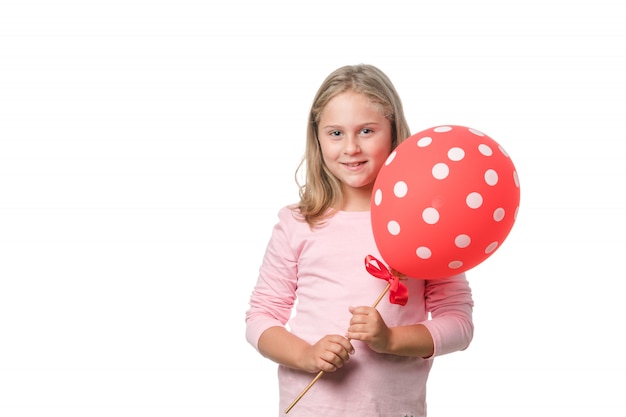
{"left": 245, "top": 64, "right": 474, "bottom": 417}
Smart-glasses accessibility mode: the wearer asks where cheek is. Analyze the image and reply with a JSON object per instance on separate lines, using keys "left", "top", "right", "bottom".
{"left": 371, "top": 137, "right": 393, "bottom": 160}
{"left": 371, "top": 147, "right": 393, "bottom": 172}
{"left": 319, "top": 140, "right": 340, "bottom": 161}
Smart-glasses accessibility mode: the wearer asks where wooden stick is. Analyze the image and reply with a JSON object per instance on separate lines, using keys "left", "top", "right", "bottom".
{"left": 370, "top": 282, "right": 392, "bottom": 310}
{"left": 284, "top": 282, "right": 391, "bottom": 413}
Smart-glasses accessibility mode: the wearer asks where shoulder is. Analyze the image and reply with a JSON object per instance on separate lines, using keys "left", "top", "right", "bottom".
{"left": 267, "top": 204, "right": 312, "bottom": 258}
{"left": 272, "top": 204, "right": 311, "bottom": 237}
{"left": 276, "top": 203, "right": 304, "bottom": 223}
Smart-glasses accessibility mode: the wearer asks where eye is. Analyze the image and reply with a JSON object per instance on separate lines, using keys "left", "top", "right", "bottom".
{"left": 361, "top": 128, "right": 373, "bottom": 134}
{"left": 329, "top": 130, "right": 342, "bottom": 137}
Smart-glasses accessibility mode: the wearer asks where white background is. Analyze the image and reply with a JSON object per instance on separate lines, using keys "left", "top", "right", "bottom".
{"left": 1, "top": 0, "right": 624, "bottom": 416}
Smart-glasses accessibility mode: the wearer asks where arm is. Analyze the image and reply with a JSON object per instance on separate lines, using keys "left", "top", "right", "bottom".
{"left": 258, "top": 326, "right": 354, "bottom": 373}
{"left": 347, "top": 306, "right": 434, "bottom": 358}
{"left": 347, "top": 273, "right": 474, "bottom": 358}
{"left": 246, "top": 207, "right": 354, "bottom": 373}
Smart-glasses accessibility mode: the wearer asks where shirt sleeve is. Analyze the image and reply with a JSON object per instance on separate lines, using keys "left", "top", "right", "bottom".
{"left": 419, "top": 273, "right": 474, "bottom": 357}
{"left": 245, "top": 207, "right": 299, "bottom": 351}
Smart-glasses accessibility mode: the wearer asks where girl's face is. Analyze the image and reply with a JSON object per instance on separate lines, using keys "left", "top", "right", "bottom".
{"left": 317, "top": 90, "right": 393, "bottom": 211}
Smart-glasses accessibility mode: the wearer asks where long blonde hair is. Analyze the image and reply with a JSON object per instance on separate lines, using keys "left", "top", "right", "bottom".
{"left": 295, "top": 64, "right": 412, "bottom": 227}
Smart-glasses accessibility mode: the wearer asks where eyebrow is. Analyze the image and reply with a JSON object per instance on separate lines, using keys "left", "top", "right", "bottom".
{"left": 321, "top": 122, "right": 382, "bottom": 130}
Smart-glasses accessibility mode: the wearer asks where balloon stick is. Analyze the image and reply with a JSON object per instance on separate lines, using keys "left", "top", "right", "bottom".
{"left": 284, "top": 282, "right": 391, "bottom": 414}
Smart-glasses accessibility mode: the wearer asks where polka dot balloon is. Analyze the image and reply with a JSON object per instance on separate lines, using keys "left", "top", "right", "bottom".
{"left": 371, "top": 125, "right": 520, "bottom": 279}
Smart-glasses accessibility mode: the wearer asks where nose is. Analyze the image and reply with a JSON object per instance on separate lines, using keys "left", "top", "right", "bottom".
{"left": 343, "top": 135, "right": 361, "bottom": 155}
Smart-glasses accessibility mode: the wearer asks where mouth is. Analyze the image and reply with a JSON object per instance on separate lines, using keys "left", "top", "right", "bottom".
{"left": 343, "top": 161, "right": 366, "bottom": 168}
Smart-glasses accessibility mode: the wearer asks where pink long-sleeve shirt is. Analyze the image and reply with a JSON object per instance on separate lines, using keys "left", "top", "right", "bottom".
{"left": 246, "top": 206, "right": 474, "bottom": 417}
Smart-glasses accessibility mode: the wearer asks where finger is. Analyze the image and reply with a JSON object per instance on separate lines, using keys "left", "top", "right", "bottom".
{"left": 327, "top": 337, "right": 354, "bottom": 355}
{"left": 347, "top": 324, "right": 369, "bottom": 339}
{"left": 318, "top": 358, "right": 339, "bottom": 372}
{"left": 326, "top": 334, "right": 353, "bottom": 350}
{"left": 346, "top": 329, "right": 366, "bottom": 342}
{"left": 340, "top": 339, "right": 355, "bottom": 354}
{"left": 349, "top": 305, "right": 372, "bottom": 315}
{"left": 321, "top": 350, "right": 348, "bottom": 371}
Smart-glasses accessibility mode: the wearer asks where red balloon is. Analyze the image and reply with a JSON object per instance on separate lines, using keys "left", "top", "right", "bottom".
{"left": 371, "top": 125, "right": 520, "bottom": 279}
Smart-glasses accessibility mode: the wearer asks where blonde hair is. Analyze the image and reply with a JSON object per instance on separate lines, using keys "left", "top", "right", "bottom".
{"left": 295, "top": 64, "right": 412, "bottom": 227}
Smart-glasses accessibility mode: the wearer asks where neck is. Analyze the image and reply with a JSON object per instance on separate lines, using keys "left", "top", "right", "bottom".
{"left": 340, "top": 186, "right": 372, "bottom": 212}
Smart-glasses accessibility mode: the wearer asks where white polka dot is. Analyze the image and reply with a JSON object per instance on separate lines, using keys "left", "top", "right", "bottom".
{"left": 493, "top": 208, "right": 505, "bottom": 222}
{"left": 432, "top": 163, "right": 449, "bottom": 180}
{"left": 498, "top": 145, "right": 510, "bottom": 157}
{"left": 514, "top": 170, "right": 520, "bottom": 188}
{"left": 385, "top": 151, "right": 397, "bottom": 166}
{"left": 485, "top": 241, "right": 498, "bottom": 254}
{"left": 455, "top": 234, "right": 471, "bottom": 248}
{"left": 478, "top": 144, "right": 493, "bottom": 156}
{"left": 434, "top": 126, "right": 452, "bottom": 133}
{"left": 466, "top": 192, "right": 483, "bottom": 209}
{"left": 417, "top": 136, "right": 432, "bottom": 147}
{"left": 394, "top": 181, "right": 408, "bottom": 198}
{"left": 484, "top": 169, "right": 498, "bottom": 186}
{"left": 448, "top": 260, "right": 463, "bottom": 269}
{"left": 448, "top": 147, "right": 465, "bottom": 161}
{"left": 387, "top": 220, "right": 400, "bottom": 235}
{"left": 469, "top": 128, "right": 485, "bottom": 136}
{"left": 514, "top": 206, "right": 519, "bottom": 220}
{"left": 374, "top": 189, "right": 382, "bottom": 206}
{"left": 422, "top": 207, "right": 440, "bottom": 224}
{"left": 416, "top": 246, "right": 432, "bottom": 259}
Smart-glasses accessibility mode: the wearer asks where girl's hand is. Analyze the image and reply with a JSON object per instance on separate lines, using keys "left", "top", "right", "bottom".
{"left": 347, "top": 306, "right": 391, "bottom": 353}
{"left": 300, "top": 335, "right": 354, "bottom": 373}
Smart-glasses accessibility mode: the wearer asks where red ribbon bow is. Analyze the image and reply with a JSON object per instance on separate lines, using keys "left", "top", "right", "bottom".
{"left": 364, "top": 255, "right": 408, "bottom": 306}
